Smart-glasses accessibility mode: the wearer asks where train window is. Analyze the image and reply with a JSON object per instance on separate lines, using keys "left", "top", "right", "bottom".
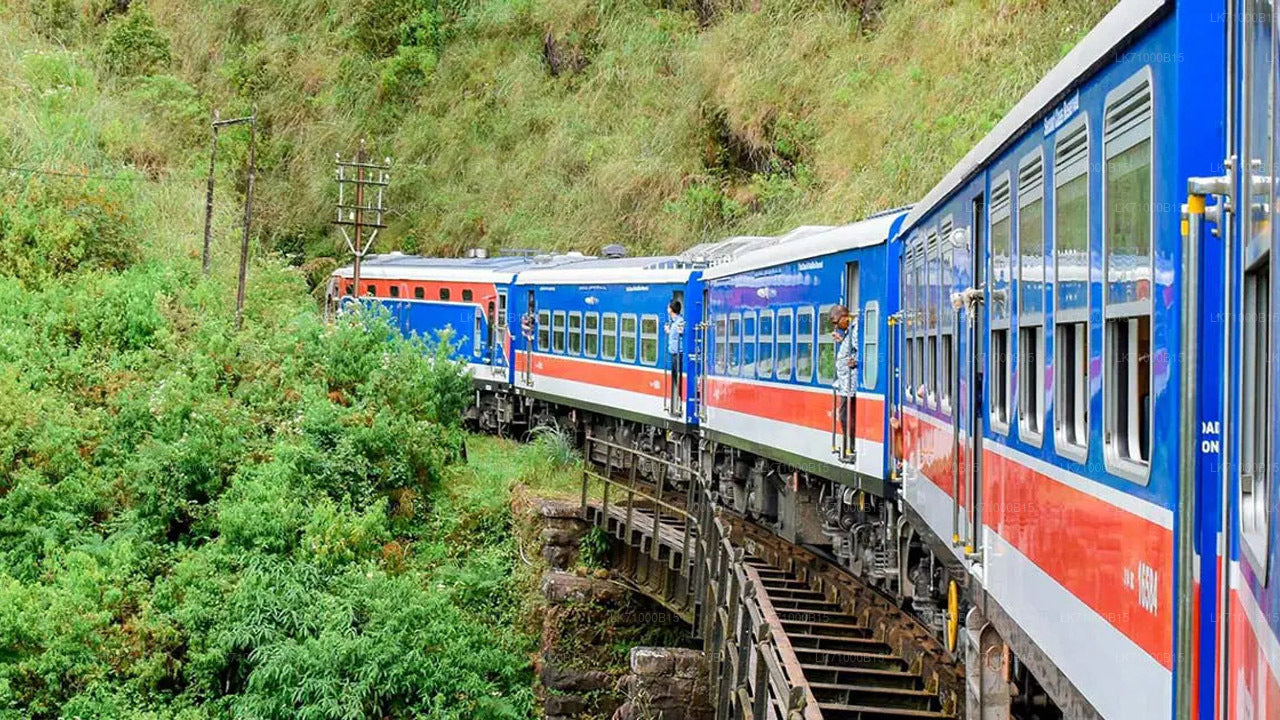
{"left": 862, "top": 302, "right": 879, "bottom": 389}
{"left": 940, "top": 221, "right": 954, "bottom": 413}
{"left": 776, "top": 309, "right": 794, "bottom": 381}
{"left": 728, "top": 314, "right": 742, "bottom": 375}
{"left": 462, "top": 289, "right": 473, "bottom": 302}
{"left": 796, "top": 307, "right": 814, "bottom": 383}
{"left": 414, "top": 287, "right": 424, "bottom": 300}
{"left": 640, "top": 315, "right": 659, "bottom": 366}
{"left": 1017, "top": 152, "right": 1046, "bottom": 445}
{"left": 1241, "top": 256, "right": 1271, "bottom": 558}
{"left": 926, "top": 231, "right": 938, "bottom": 407}
{"left": 913, "top": 241, "right": 927, "bottom": 403}
{"left": 390, "top": 285, "right": 400, "bottom": 298}
{"left": 367, "top": 284, "right": 377, "bottom": 296}
{"left": 1103, "top": 70, "right": 1153, "bottom": 480}
{"left": 989, "top": 175, "right": 1012, "bottom": 433}
{"left": 473, "top": 309, "right": 483, "bottom": 357}
{"left": 584, "top": 313, "right": 599, "bottom": 357}
{"left": 1054, "top": 119, "right": 1089, "bottom": 459}
{"left": 602, "top": 313, "right": 618, "bottom": 360}
{"left": 621, "top": 314, "right": 638, "bottom": 363}
{"left": 742, "top": 312, "right": 757, "bottom": 378}
{"left": 496, "top": 292, "right": 508, "bottom": 350}
{"left": 714, "top": 315, "right": 727, "bottom": 374}
{"left": 440, "top": 288, "right": 450, "bottom": 300}
{"left": 991, "top": 329, "right": 1011, "bottom": 428}
{"left": 538, "top": 310, "right": 550, "bottom": 351}
{"left": 904, "top": 243, "right": 917, "bottom": 403}
{"left": 818, "top": 304, "right": 836, "bottom": 386}
{"left": 568, "top": 312, "right": 582, "bottom": 356}
{"left": 757, "top": 310, "right": 774, "bottom": 378}
{"left": 552, "top": 311, "right": 566, "bottom": 354}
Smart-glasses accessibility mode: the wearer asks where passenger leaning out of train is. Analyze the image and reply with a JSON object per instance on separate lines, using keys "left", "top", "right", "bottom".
{"left": 665, "top": 300, "right": 685, "bottom": 411}
{"left": 830, "top": 305, "right": 858, "bottom": 458}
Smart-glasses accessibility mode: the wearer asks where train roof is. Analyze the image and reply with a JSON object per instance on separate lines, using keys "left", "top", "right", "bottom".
{"left": 701, "top": 211, "right": 907, "bottom": 281}
{"left": 332, "top": 251, "right": 592, "bottom": 283}
{"left": 515, "top": 256, "right": 698, "bottom": 285}
{"left": 900, "top": 0, "right": 1166, "bottom": 234}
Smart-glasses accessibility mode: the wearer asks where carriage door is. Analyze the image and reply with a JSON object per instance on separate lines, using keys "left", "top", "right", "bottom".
{"left": 965, "top": 194, "right": 986, "bottom": 556}
{"left": 697, "top": 288, "right": 710, "bottom": 420}
{"left": 1225, "top": 1, "right": 1277, "bottom": 716}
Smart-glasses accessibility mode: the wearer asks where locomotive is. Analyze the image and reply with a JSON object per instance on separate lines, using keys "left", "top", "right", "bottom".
{"left": 328, "top": 0, "right": 1280, "bottom": 717}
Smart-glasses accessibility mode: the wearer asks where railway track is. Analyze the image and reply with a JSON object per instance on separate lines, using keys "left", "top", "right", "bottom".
{"left": 579, "top": 435, "right": 961, "bottom": 719}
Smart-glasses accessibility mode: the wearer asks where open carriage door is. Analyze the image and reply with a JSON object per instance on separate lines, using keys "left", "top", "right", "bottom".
{"left": 697, "top": 288, "right": 710, "bottom": 420}
{"left": 963, "top": 194, "right": 986, "bottom": 561}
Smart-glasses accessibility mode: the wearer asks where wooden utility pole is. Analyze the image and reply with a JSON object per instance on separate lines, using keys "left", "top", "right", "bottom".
{"left": 334, "top": 140, "right": 391, "bottom": 302}
{"left": 201, "top": 109, "right": 220, "bottom": 275}
{"left": 233, "top": 107, "right": 257, "bottom": 332}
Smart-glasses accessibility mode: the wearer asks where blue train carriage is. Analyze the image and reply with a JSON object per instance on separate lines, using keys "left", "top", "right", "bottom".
{"left": 697, "top": 213, "right": 907, "bottom": 550}
{"left": 892, "top": 0, "right": 1234, "bottom": 716}
{"left": 329, "top": 253, "right": 530, "bottom": 386}
{"left": 510, "top": 256, "right": 705, "bottom": 469}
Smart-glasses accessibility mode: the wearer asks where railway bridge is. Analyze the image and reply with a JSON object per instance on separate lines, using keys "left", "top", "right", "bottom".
{"left": 578, "top": 437, "right": 963, "bottom": 720}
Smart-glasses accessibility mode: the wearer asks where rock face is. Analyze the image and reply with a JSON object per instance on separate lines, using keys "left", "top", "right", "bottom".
{"left": 613, "top": 647, "right": 713, "bottom": 720}
{"left": 538, "top": 499, "right": 589, "bottom": 569}
{"left": 538, "top": 570, "right": 628, "bottom": 720}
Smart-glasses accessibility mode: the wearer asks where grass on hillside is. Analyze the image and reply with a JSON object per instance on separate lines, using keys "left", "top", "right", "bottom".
{"left": 9, "top": 0, "right": 1112, "bottom": 266}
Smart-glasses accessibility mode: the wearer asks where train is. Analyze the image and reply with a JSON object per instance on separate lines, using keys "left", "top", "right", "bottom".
{"left": 326, "top": 0, "right": 1278, "bottom": 717}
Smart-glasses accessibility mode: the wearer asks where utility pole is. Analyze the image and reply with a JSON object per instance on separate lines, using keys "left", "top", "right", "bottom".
{"left": 201, "top": 108, "right": 257, "bottom": 331}
{"left": 334, "top": 139, "right": 391, "bottom": 302}
{"left": 201, "top": 109, "right": 219, "bottom": 275}
{"left": 233, "top": 107, "right": 257, "bottom": 332}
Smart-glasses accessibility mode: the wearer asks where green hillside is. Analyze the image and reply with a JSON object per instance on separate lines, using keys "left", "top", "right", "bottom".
{"left": 11, "top": 0, "right": 1108, "bottom": 265}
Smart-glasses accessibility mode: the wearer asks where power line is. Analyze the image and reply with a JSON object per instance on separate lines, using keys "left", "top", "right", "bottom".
{"left": 0, "top": 163, "right": 193, "bottom": 183}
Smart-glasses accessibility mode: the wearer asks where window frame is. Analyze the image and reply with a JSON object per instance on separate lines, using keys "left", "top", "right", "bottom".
{"left": 568, "top": 311, "right": 583, "bottom": 356}
{"left": 537, "top": 309, "right": 551, "bottom": 352}
{"left": 462, "top": 289, "right": 473, "bottom": 302}
{"left": 757, "top": 309, "right": 775, "bottom": 379}
{"left": 1052, "top": 115, "right": 1091, "bottom": 462}
{"left": 728, "top": 313, "right": 742, "bottom": 376}
{"left": 1101, "top": 67, "right": 1155, "bottom": 484}
{"left": 601, "top": 313, "right": 618, "bottom": 360}
{"left": 776, "top": 309, "right": 795, "bottom": 382}
{"left": 552, "top": 310, "right": 567, "bottom": 354}
{"left": 414, "top": 286, "right": 425, "bottom": 300}
{"left": 817, "top": 303, "right": 837, "bottom": 387}
{"left": 439, "top": 287, "right": 451, "bottom": 301}
{"left": 714, "top": 314, "right": 728, "bottom": 375}
{"left": 925, "top": 229, "right": 939, "bottom": 409}
{"left": 584, "top": 312, "right": 600, "bottom": 358}
{"left": 988, "top": 172, "right": 1013, "bottom": 435}
{"left": 640, "top": 314, "right": 660, "bottom": 366}
{"left": 1017, "top": 148, "right": 1047, "bottom": 447}
{"left": 741, "top": 311, "right": 757, "bottom": 379}
{"left": 795, "top": 306, "right": 815, "bottom": 383}
{"left": 620, "top": 314, "right": 638, "bottom": 364}
{"left": 940, "top": 219, "right": 956, "bottom": 414}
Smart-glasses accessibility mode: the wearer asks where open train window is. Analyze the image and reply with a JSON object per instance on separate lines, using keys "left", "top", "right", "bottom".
{"left": 1241, "top": 256, "right": 1271, "bottom": 560}
{"left": 620, "top": 314, "right": 638, "bottom": 363}
{"left": 926, "top": 231, "right": 939, "bottom": 407}
{"left": 473, "top": 309, "right": 483, "bottom": 357}
{"left": 1054, "top": 119, "right": 1089, "bottom": 459}
{"left": 538, "top": 310, "right": 550, "bottom": 351}
{"left": 584, "top": 313, "right": 599, "bottom": 357}
{"left": 757, "top": 310, "right": 774, "bottom": 378}
{"left": 714, "top": 315, "right": 727, "bottom": 374}
{"left": 818, "top": 304, "right": 836, "bottom": 385}
{"left": 552, "top": 311, "right": 566, "bottom": 354}
{"left": 439, "top": 288, "right": 450, "bottom": 300}
{"left": 568, "top": 312, "right": 582, "bottom": 356}
{"left": 640, "top": 315, "right": 659, "bottom": 366}
{"left": 862, "top": 302, "right": 879, "bottom": 389}
{"left": 796, "top": 307, "right": 814, "bottom": 383}
{"left": 1017, "top": 151, "right": 1046, "bottom": 446}
{"left": 776, "top": 309, "right": 794, "bottom": 381}
{"left": 742, "top": 311, "right": 757, "bottom": 378}
{"left": 367, "top": 284, "right": 377, "bottom": 296}
{"left": 414, "top": 287, "right": 424, "bottom": 300}
{"left": 462, "top": 289, "right": 473, "bottom": 302}
{"left": 390, "top": 285, "right": 400, "bottom": 298}
{"left": 902, "top": 247, "right": 914, "bottom": 402}
{"left": 989, "top": 174, "right": 1012, "bottom": 433}
{"left": 1103, "top": 70, "right": 1153, "bottom": 482}
{"left": 728, "top": 313, "right": 742, "bottom": 375}
{"left": 940, "top": 221, "right": 954, "bottom": 413}
{"left": 602, "top": 313, "right": 618, "bottom": 360}
{"left": 913, "top": 240, "right": 927, "bottom": 403}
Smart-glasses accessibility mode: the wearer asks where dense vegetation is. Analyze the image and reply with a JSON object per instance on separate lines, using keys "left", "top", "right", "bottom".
{"left": 10, "top": 0, "right": 1110, "bottom": 265}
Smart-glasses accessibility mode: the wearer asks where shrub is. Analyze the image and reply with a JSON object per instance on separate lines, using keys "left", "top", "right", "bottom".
{"left": 98, "top": 6, "right": 171, "bottom": 78}
{"left": 0, "top": 175, "right": 139, "bottom": 282}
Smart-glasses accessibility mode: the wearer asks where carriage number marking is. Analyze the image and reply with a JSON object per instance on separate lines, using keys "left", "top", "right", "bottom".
{"left": 1122, "top": 561, "right": 1159, "bottom": 615}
